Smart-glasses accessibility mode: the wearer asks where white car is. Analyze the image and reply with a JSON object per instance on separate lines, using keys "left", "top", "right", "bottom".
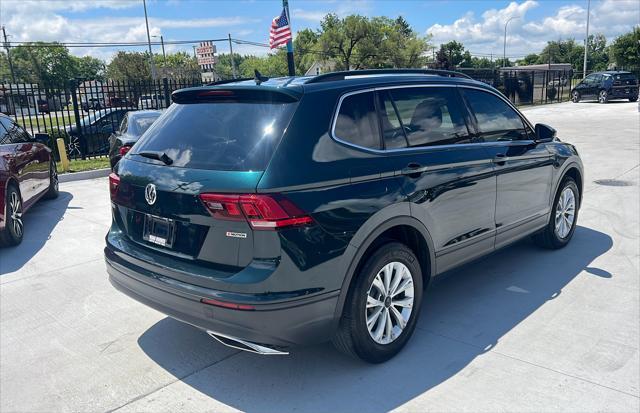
{"left": 137, "top": 95, "right": 166, "bottom": 110}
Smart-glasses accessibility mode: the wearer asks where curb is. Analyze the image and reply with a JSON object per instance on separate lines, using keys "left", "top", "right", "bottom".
{"left": 59, "top": 168, "right": 110, "bottom": 183}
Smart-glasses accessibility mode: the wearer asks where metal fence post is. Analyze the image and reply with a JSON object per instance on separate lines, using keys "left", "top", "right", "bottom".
{"left": 162, "top": 77, "right": 170, "bottom": 108}
{"left": 69, "top": 79, "right": 85, "bottom": 160}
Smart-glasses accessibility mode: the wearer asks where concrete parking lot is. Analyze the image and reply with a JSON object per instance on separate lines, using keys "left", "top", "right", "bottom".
{"left": 1, "top": 101, "right": 638, "bottom": 412}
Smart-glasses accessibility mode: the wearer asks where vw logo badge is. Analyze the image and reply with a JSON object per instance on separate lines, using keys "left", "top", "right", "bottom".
{"left": 145, "top": 183, "right": 157, "bottom": 205}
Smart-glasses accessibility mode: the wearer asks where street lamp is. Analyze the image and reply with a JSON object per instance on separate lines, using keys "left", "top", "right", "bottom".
{"left": 142, "top": 0, "right": 157, "bottom": 80}
{"left": 503, "top": 16, "right": 516, "bottom": 68}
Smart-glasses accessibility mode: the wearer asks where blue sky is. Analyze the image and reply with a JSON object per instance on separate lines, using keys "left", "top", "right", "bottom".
{"left": 1, "top": 0, "right": 638, "bottom": 61}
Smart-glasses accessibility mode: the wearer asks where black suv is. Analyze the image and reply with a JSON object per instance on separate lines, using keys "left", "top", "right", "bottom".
{"left": 105, "top": 69, "right": 583, "bottom": 363}
{"left": 571, "top": 71, "right": 639, "bottom": 103}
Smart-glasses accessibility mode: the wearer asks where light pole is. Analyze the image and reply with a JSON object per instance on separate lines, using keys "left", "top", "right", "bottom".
{"left": 503, "top": 16, "right": 516, "bottom": 68}
{"left": 142, "top": 0, "right": 157, "bottom": 80}
{"left": 582, "top": 0, "right": 591, "bottom": 78}
{"left": 152, "top": 35, "right": 166, "bottom": 66}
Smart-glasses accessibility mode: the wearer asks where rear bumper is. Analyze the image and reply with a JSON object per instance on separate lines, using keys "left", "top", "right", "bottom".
{"left": 105, "top": 247, "right": 340, "bottom": 348}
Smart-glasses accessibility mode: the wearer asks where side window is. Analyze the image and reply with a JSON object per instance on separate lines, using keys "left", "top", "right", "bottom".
{"left": 462, "top": 89, "right": 528, "bottom": 142}
{"left": 119, "top": 113, "right": 129, "bottom": 134}
{"left": 584, "top": 74, "right": 597, "bottom": 85}
{"left": 383, "top": 87, "right": 470, "bottom": 148}
{"left": 0, "top": 119, "right": 9, "bottom": 144}
{"left": 334, "top": 92, "right": 381, "bottom": 150}
{"left": 377, "top": 91, "right": 408, "bottom": 149}
{"left": 0, "top": 118, "right": 31, "bottom": 144}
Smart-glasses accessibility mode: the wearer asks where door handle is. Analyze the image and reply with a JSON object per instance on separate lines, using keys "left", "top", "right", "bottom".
{"left": 492, "top": 154, "right": 508, "bottom": 165}
{"left": 401, "top": 163, "right": 428, "bottom": 177}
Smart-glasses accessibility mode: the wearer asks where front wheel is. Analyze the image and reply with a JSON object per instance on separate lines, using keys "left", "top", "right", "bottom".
{"left": 533, "top": 177, "right": 579, "bottom": 249}
{"left": 598, "top": 90, "right": 609, "bottom": 104}
{"left": 630, "top": 96, "right": 638, "bottom": 102}
{"left": 333, "top": 242, "right": 423, "bottom": 363}
{"left": 0, "top": 185, "right": 24, "bottom": 247}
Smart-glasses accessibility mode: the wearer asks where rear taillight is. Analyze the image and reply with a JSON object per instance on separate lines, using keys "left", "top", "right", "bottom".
{"left": 109, "top": 172, "right": 120, "bottom": 200}
{"left": 199, "top": 193, "right": 313, "bottom": 230}
{"left": 119, "top": 145, "right": 132, "bottom": 157}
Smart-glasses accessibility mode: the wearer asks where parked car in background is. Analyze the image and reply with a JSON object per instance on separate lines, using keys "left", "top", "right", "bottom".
{"left": 0, "top": 114, "right": 58, "bottom": 247}
{"left": 137, "top": 95, "right": 166, "bottom": 110}
{"left": 107, "top": 97, "right": 136, "bottom": 109}
{"left": 81, "top": 97, "right": 105, "bottom": 112}
{"left": 37, "top": 99, "right": 50, "bottom": 114}
{"left": 64, "top": 108, "right": 129, "bottom": 157}
{"left": 571, "top": 71, "right": 639, "bottom": 103}
{"left": 106, "top": 69, "right": 584, "bottom": 363}
{"left": 108, "top": 110, "right": 162, "bottom": 169}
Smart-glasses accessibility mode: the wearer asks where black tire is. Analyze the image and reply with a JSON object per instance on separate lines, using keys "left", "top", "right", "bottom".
{"left": 0, "top": 185, "right": 24, "bottom": 247}
{"left": 630, "top": 96, "right": 638, "bottom": 102}
{"left": 44, "top": 160, "right": 59, "bottom": 199}
{"left": 333, "top": 242, "right": 423, "bottom": 363}
{"left": 598, "top": 89, "right": 609, "bottom": 104}
{"left": 533, "top": 177, "right": 579, "bottom": 249}
{"left": 571, "top": 90, "right": 580, "bottom": 103}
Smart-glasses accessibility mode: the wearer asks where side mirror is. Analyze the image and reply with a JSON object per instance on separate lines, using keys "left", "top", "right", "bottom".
{"left": 33, "top": 132, "right": 50, "bottom": 144}
{"left": 534, "top": 123, "right": 556, "bottom": 143}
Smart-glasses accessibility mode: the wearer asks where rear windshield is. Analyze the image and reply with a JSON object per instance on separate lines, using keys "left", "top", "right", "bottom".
{"left": 132, "top": 101, "right": 297, "bottom": 171}
{"left": 131, "top": 114, "right": 160, "bottom": 135}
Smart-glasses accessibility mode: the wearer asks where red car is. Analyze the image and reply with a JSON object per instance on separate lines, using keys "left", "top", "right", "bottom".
{"left": 0, "top": 114, "right": 58, "bottom": 247}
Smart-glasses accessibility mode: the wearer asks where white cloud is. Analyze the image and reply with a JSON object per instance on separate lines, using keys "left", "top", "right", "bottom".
{"left": 427, "top": 0, "right": 640, "bottom": 58}
{"left": 292, "top": 0, "right": 372, "bottom": 24}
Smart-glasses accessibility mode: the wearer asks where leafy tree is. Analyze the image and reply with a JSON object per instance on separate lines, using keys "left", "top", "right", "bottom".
{"left": 494, "top": 57, "right": 513, "bottom": 67}
{"left": 518, "top": 53, "right": 540, "bottom": 66}
{"left": 536, "top": 39, "right": 584, "bottom": 69}
{"left": 72, "top": 56, "right": 106, "bottom": 81}
{"left": 106, "top": 51, "right": 152, "bottom": 82}
{"left": 214, "top": 53, "right": 247, "bottom": 79}
{"left": 154, "top": 51, "right": 200, "bottom": 79}
{"left": 435, "top": 41, "right": 468, "bottom": 69}
{"left": 609, "top": 28, "right": 640, "bottom": 70}
{"left": 293, "top": 28, "right": 320, "bottom": 74}
{"left": 587, "top": 33, "right": 609, "bottom": 71}
{"left": 317, "top": 14, "right": 372, "bottom": 70}
{"left": 470, "top": 57, "right": 494, "bottom": 68}
{"left": 239, "top": 52, "right": 289, "bottom": 77}
{"left": 380, "top": 16, "right": 430, "bottom": 68}
{"left": 9, "top": 43, "right": 77, "bottom": 87}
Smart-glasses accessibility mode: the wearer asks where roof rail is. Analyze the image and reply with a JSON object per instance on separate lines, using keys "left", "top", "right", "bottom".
{"left": 305, "top": 69, "right": 472, "bottom": 84}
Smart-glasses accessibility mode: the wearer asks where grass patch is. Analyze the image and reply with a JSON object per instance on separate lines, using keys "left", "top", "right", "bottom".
{"left": 57, "top": 157, "right": 110, "bottom": 173}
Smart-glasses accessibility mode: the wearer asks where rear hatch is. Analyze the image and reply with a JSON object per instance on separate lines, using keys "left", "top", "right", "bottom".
{"left": 611, "top": 72, "right": 638, "bottom": 94}
{"left": 109, "top": 86, "right": 306, "bottom": 282}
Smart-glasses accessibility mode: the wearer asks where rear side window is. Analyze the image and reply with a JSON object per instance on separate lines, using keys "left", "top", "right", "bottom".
{"left": 133, "top": 102, "right": 298, "bottom": 171}
{"left": 382, "top": 87, "right": 470, "bottom": 148}
{"left": 462, "top": 89, "right": 529, "bottom": 142}
{"left": 334, "top": 92, "right": 381, "bottom": 150}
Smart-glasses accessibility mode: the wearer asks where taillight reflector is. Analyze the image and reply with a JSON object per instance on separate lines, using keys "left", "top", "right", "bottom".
{"left": 199, "top": 193, "right": 313, "bottom": 230}
{"left": 119, "top": 145, "right": 132, "bottom": 157}
{"left": 109, "top": 172, "right": 120, "bottom": 200}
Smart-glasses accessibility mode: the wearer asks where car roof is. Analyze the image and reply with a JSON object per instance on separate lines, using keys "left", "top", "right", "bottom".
{"left": 596, "top": 70, "right": 633, "bottom": 75}
{"left": 182, "top": 70, "right": 491, "bottom": 98}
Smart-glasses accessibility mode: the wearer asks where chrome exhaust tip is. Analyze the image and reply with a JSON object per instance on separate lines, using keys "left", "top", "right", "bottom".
{"left": 207, "top": 331, "right": 289, "bottom": 355}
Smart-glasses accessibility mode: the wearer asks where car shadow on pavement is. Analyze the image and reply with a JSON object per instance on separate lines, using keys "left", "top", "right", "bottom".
{"left": 0, "top": 191, "right": 72, "bottom": 275}
{"left": 138, "top": 225, "right": 612, "bottom": 412}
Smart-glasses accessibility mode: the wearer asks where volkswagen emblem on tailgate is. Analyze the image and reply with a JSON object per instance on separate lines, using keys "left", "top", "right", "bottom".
{"left": 145, "top": 183, "right": 157, "bottom": 205}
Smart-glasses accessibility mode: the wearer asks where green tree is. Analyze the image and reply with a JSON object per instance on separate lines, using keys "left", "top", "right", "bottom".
{"left": 154, "top": 51, "right": 200, "bottom": 79}
{"left": 470, "top": 56, "right": 494, "bottom": 68}
{"left": 317, "top": 14, "right": 372, "bottom": 70}
{"left": 293, "top": 28, "right": 320, "bottom": 74}
{"left": 609, "top": 28, "right": 640, "bottom": 70}
{"left": 239, "top": 52, "right": 289, "bottom": 77}
{"left": 9, "top": 42, "right": 77, "bottom": 87}
{"left": 518, "top": 53, "right": 540, "bottom": 66}
{"left": 72, "top": 55, "right": 106, "bottom": 80}
{"left": 214, "top": 53, "right": 247, "bottom": 79}
{"left": 106, "top": 51, "right": 152, "bottom": 82}
{"left": 435, "top": 41, "right": 468, "bottom": 69}
{"left": 536, "top": 39, "right": 584, "bottom": 69}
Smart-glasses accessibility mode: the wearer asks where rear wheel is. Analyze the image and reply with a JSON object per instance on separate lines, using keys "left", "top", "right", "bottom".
{"left": 44, "top": 160, "right": 59, "bottom": 199}
{"left": 630, "top": 96, "right": 638, "bottom": 102}
{"left": 571, "top": 90, "right": 580, "bottom": 103}
{"left": 598, "top": 90, "right": 609, "bottom": 104}
{"left": 533, "top": 177, "right": 579, "bottom": 249}
{"left": 333, "top": 242, "right": 423, "bottom": 363}
{"left": 0, "top": 185, "right": 24, "bottom": 247}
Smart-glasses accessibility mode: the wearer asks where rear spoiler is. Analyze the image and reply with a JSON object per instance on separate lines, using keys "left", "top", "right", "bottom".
{"left": 172, "top": 86, "right": 301, "bottom": 104}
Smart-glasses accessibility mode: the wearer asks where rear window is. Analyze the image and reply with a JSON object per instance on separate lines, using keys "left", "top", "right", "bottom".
{"left": 132, "top": 101, "right": 297, "bottom": 171}
{"left": 613, "top": 73, "right": 637, "bottom": 81}
{"left": 131, "top": 114, "right": 160, "bottom": 135}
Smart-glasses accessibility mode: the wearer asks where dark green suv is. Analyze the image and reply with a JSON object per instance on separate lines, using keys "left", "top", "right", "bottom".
{"left": 105, "top": 69, "right": 583, "bottom": 363}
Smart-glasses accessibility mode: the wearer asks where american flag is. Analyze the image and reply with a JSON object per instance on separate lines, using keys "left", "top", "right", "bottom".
{"left": 269, "top": 8, "right": 292, "bottom": 49}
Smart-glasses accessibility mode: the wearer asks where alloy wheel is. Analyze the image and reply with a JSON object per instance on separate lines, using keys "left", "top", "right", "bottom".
{"left": 51, "top": 163, "right": 59, "bottom": 191}
{"left": 598, "top": 90, "right": 607, "bottom": 103}
{"left": 571, "top": 91, "right": 579, "bottom": 102}
{"left": 9, "top": 192, "right": 23, "bottom": 238}
{"left": 554, "top": 187, "right": 575, "bottom": 239}
{"left": 365, "top": 261, "right": 415, "bottom": 345}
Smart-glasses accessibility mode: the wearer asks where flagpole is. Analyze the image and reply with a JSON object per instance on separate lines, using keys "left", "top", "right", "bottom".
{"left": 283, "top": 0, "right": 295, "bottom": 76}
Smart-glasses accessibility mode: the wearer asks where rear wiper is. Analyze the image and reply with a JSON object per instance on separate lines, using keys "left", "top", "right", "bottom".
{"left": 136, "top": 150, "right": 173, "bottom": 165}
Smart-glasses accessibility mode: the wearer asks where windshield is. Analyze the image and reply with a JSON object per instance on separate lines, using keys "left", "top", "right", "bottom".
{"left": 132, "top": 101, "right": 298, "bottom": 171}
{"left": 78, "top": 109, "right": 112, "bottom": 126}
